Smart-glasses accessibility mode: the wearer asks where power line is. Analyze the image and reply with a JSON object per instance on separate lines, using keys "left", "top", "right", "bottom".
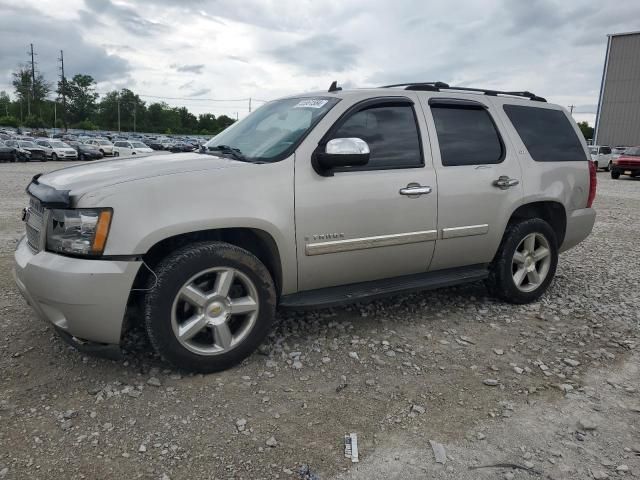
{"left": 95, "top": 91, "right": 269, "bottom": 103}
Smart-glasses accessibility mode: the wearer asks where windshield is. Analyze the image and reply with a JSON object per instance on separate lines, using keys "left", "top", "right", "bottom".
{"left": 131, "top": 142, "right": 147, "bottom": 148}
{"left": 624, "top": 146, "right": 640, "bottom": 156}
{"left": 589, "top": 147, "right": 597, "bottom": 154}
{"left": 19, "top": 141, "right": 37, "bottom": 148}
{"left": 51, "top": 141, "right": 67, "bottom": 148}
{"left": 204, "top": 97, "right": 340, "bottom": 162}
{"left": 98, "top": 140, "right": 112, "bottom": 145}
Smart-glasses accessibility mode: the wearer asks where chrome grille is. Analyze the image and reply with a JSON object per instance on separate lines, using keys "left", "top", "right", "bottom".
{"left": 25, "top": 197, "right": 45, "bottom": 253}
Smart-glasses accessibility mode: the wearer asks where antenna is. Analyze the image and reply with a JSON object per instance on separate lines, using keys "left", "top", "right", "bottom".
{"left": 328, "top": 81, "right": 342, "bottom": 93}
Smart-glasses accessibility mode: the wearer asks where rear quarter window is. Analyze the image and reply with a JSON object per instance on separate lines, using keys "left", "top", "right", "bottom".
{"left": 503, "top": 105, "right": 587, "bottom": 162}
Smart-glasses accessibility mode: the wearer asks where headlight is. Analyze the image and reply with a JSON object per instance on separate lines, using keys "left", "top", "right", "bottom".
{"left": 46, "top": 208, "right": 112, "bottom": 256}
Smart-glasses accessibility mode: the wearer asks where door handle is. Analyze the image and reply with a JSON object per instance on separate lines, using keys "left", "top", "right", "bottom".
{"left": 492, "top": 176, "right": 519, "bottom": 190}
{"left": 399, "top": 183, "right": 432, "bottom": 196}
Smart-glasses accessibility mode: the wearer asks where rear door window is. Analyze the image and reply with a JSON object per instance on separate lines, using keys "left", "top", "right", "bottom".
{"left": 431, "top": 105, "right": 504, "bottom": 166}
{"left": 503, "top": 105, "right": 587, "bottom": 162}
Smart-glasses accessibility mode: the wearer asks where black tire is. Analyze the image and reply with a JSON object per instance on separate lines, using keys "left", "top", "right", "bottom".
{"left": 594, "top": 161, "right": 598, "bottom": 170}
{"left": 114, "top": 151, "right": 120, "bottom": 157}
{"left": 79, "top": 153, "right": 86, "bottom": 161}
{"left": 487, "top": 218, "right": 558, "bottom": 304}
{"left": 132, "top": 152, "right": 136, "bottom": 155}
{"left": 611, "top": 170, "right": 620, "bottom": 179}
{"left": 604, "top": 161, "right": 611, "bottom": 172}
{"left": 144, "top": 242, "right": 277, "bottom": 373}
{"left": 51, "top": 153, "right": 58, "bottom": 161}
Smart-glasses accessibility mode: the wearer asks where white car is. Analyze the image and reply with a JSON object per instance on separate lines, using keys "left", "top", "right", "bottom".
{"left": 86, "top": 139, "right": 115, "bottom": 156}
{"left": 35, "top": 139, "right": 78, "bottom": 161}
{"left": 589, "top": 145, "right": 612, "bottom": 171}
{"left": 113, "top": 140, "right": 154, "bottom": 157}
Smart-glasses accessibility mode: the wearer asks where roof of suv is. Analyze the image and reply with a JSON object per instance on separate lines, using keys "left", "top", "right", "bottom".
{"left": 285, "top": 81, "right": 555, "bottom": 108}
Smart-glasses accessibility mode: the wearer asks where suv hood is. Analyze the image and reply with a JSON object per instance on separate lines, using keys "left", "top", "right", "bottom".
{"left": 38, "top": 152, "right": 249, "bottom": 196}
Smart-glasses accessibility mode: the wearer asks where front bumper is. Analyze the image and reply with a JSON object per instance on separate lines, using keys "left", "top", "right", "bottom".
{"left": 13, "top": 236, "right": 141, "bottom": 345}
{"left": 560, "top": 207, "right": 596, "bottom": 253}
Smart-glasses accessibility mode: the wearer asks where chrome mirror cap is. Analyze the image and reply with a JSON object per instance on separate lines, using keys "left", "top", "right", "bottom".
{"left": 326, "top": 138, "right": 370, "bottom": 155}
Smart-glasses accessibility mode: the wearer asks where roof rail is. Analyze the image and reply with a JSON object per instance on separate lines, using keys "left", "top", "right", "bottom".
{"left": 379, "top": 82, "right": 547, "bottom": 102}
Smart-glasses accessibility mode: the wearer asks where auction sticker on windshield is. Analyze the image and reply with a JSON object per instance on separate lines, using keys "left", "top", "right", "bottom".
{"left": 294, "top": 99, "right": 329, "bottom": 109}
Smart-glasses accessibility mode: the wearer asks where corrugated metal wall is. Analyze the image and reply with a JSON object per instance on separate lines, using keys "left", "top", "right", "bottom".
{"left": 596, "top": 33, "right": 640, "bottom": 146}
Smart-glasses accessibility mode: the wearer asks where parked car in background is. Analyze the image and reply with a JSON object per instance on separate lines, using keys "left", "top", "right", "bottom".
{"left": 0, "top": 140, "right": 19, "bottom": 162}
{"left": 145, "top": 140, "right": 165, "bottom": 150}
{"left": 611, "top": 146, "right": 640, "bottom": 179}
{"left": 167, "top": 142, "right": 195, "bottom": 153}
{"left": 4, "top": 140, "right": 47, "bottom": 161}
{"left": 113, "top": 140, "right": 154, "bottom": 156}
{"left": 35, "top": 139, "right": 78, "bottom": 161}
{"left": 589, "top": 145, "right": 612, "bottom": 171}
{"left": 68, "top": 141, "right": 104, "bottom": 161}
{"left": 611, "top": 146, "right": 627, "bottom": 160}
{"left": 85, "top": 139, "right": 115, "bottom": 156}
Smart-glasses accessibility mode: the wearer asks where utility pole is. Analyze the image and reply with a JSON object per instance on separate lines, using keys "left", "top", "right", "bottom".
{"left": 53, "top": 101, "right": 57, "bottom": 134}
{"left": 133, "top": 103, "right": 136, "bottom": 132}
{"left": 117, "top": 94, "right": 121, "bottom": 132}
{"left": 248, "top": 97, "right": 252, "bottom": 113}
{"left": 568, "top": 105, "right": 575, "bottom": 114}
{"left": 29, "top": 44, "right": 36, "bottom": 117}
{"left": 58, "top": 50, "right": 68, "bottom": 131}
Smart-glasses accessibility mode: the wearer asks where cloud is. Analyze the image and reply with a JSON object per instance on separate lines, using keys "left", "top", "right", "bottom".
{"left": 265, "top": 34, "right": 360, "bottom": 73}
{"left": 170, "top": 64, "right": 205, "bottom": 74}
{"left": 0, "top": 3, "right": 130, "bottom": 92}
{"left": 82, "top": 0, "right": 167, "bottom": 37}
{"left": 187, "top": 88, "right": 211, "bottom": 97}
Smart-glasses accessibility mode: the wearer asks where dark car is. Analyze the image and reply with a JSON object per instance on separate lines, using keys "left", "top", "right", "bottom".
{"left": 4, "top": 140, "right": 47, "bottom": 161}
{"left": 0, "top": 140, "right": 19, "bottom": 162}
{"left": 168, "top": 142, "right": 195, "bottom": 153}
{"left": 68, "top": 141, "right": 105, "bottom": 161}
{"left": 145, "top": 140, "right": 164, "bottom": 150}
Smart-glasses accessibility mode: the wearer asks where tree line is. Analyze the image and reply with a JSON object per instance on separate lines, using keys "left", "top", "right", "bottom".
{"left": 0, "top": 67, "right": 236, "bottom": 135}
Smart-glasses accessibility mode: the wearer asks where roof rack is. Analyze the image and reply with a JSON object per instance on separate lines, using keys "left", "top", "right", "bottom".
{"left": 379, "top": 82, "right": 546, "bottom": 102}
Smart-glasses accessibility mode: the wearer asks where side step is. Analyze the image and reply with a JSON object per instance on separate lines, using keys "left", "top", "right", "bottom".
{"left": 279, "top": 264, "right": 489, "bottom": 309}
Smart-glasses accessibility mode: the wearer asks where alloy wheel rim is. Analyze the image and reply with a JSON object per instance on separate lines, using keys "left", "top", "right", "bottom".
{"left": 171, "top": 267, "right": 259, "bottom": 355}
{"left": 511, "top": 233, "right": 551, "bottom": 292}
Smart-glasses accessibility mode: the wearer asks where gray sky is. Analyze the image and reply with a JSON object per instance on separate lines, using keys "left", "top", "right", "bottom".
{"left": 1, "top": 0, "right": 639, "bottom": 124}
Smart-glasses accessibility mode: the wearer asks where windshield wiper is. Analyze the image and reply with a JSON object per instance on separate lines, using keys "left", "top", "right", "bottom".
{"left": 207, "top": 144, "right": 249, "bottom": 162}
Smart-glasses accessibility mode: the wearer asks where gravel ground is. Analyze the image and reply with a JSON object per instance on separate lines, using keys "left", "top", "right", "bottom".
{"left": 1, "top": 161, "right": 639, "bottom": 480}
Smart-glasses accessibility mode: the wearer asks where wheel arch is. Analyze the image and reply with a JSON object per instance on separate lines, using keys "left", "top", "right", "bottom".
{"left": 133, "top": 227, "right": 283, "bottom": 297}
{"left": 506, "top": 201, "right": 567, "bottom": 247}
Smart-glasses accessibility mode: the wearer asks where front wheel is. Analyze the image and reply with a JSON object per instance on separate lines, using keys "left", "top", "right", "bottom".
{"left": 594, "top": 161, "right": 598, "bottom": 170}
{"left": 114, "top": 151, "right": 120, "bottom": 157}
{"left": 487, "top": 218, "right": 558, "bottom": 304}
{"left": 611, "top": 170, "right": 620, "bottom": 179}
{"left": 144, "top": 242, "right": 276, "bottom": 373}
{"left": 604, "top": 160, "right": 611, "bottom": 172}
{"left": 51, "top": 153, "right": 58, "bottom": 161}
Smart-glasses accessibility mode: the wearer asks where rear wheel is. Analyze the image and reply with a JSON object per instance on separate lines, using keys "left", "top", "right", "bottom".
{"left": 144, "top": 242, "right": 276, "bottom": 373}
{"left": 487, "top": 218, "right": 558, "bottom": 304}
{"left": 611, "top": 170, "right": 620, "bottom": 179}
{"left": 605, "top": 160, "right": 611, "bottom": 172}
{"left": 79, "top": 153, "right": 86, "bottom": 161}
{"left": 114, "top": 151, "right": 120, "bottom": 157}
{"left": 594, "top": 161, "right": 599, "bottom": 170}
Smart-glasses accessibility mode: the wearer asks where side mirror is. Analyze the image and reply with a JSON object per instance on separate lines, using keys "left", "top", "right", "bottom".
{"left": 313, "top": 138, "right": 370, "bottom": 176}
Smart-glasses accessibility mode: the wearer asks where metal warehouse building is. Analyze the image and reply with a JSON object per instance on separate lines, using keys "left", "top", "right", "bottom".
{"left": 594, "top": 31, "right": 640, "bottom": 147}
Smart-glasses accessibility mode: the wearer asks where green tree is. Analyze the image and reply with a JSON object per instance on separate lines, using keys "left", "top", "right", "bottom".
{"left": 216, "top": 115, "right": 235, "bottom": 132}
{"left": 23, "top": 115, "right": 45, "bottom": 128}
{"left": 58, "top": 74, "right": 99, "bottom": 124}
{"left": 0, "top": 115, "right": 18, "bottom": 127}
{"left": 197, "top": 113, "right": 217, "bottom": 133}
{"left": 0, "top": 91, "right": 10, "bottom": 117}
{"left": 577, "top": 121, "right": 593, "bottom": 141}
{"left": 12, "top": 67, "right": 51, "bottom": 118}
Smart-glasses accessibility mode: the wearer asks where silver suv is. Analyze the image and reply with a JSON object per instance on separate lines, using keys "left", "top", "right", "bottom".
{"left": 13, "top": 82, "right": 596, "bottom": 372}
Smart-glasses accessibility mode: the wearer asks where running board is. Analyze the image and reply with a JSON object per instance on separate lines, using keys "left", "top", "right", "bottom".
{"left": 279, "top": 265, "right": 488, "bottom": 309}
